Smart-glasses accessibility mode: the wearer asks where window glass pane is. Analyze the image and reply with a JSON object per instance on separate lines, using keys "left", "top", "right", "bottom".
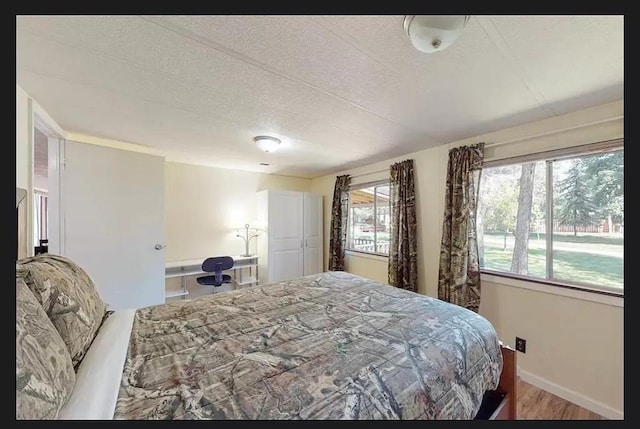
{"left": 551, "top": 150, "right": 624, "bottom": 291}
{"left": 346, "top": 182, "right": 391, "bottom": 255}
{"left": 478, "top": 161, "right": 547, "bottom": 279}
{"left": 348, "top": 186, "right": 377, "bottom": 253}
{"left": 375, "top": 185, "right": 390, "bottom": 255}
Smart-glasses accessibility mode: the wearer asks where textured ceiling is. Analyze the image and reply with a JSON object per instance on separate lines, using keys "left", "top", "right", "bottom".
{"left": 16, "top": 15, "right": 624, "bottom": 178}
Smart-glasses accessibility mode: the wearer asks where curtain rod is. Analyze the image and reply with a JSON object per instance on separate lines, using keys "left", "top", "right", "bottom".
{"left": 345, "top": 116, "right": 621, "bottom": 178}
{"left": 482, "top": 116, "right": 622, "bottom": 149}
{"left": 348, "top": 168, "right": 389, "bottom": 179}
{"left": 483, "top": 138, "right": 623, "bottom": 168}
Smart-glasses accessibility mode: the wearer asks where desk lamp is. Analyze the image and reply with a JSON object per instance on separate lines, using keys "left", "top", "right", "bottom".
{"left": 235, "top": 224, "right": 260, "bottom": 257}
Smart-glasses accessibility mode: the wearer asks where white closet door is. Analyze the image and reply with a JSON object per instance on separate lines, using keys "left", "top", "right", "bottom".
{"left": 303, "top": 193, "right": 323, "bottom": 276}
{"left": 63, "top": 141, "right": 165, "bottom": 310}
{"left": 268, "top": 191, "right": 304, "bottom": 282}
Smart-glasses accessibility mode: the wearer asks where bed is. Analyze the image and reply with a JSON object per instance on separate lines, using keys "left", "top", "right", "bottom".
{"left": 16, "top": 253, "right": 516, "bottom": 420}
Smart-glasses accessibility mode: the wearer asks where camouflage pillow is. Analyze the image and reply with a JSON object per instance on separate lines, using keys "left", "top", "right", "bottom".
{"left": 16, "top": 254, "right": 107, "bottom": 368}
{"left": 16, "top": 277, "right": 76, "bottom": 419}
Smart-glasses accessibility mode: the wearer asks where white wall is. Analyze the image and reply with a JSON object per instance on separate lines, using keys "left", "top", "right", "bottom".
{"left": 27, "top": 130, "right": 313, "bottom": 299}
{"left": 16, "top": 86, "right": 31, "bottom": 189}
{"left": 164, "top": 162, "right": 311, "bottom": 298}
{"left": 310, "top": 143, "right": 449, "bottom": 296}
{"left": 481, "top": 277, "right": 623, "bottom": 419}
{"left": 309, "top": 100, "right": 624, "bottom": 418}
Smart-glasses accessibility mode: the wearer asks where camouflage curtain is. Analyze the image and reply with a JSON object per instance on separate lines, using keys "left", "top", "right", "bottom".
{"left": 328, "top": 175, "right": 351, "bottom": 271}
{"left": 438, "top": 143, "right": 485, "bottom": 312}
{"left": 388, "top": 159, "right": 418, "bottom": 292}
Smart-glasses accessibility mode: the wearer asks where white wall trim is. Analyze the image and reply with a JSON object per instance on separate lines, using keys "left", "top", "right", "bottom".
{"left": 48, "top": 138, "right": 66, "bottom": 255}
{"left": 448, "top": 100, "right": 623, "bottom": 150}
{"left": 66, "top": 133, "right": 165, "bottom": 157}
{"left": 66, "top": 132, "right": 314, "bottom": 179}
{"left": 32, "top": 99, "right": 66, "bottom": 139}
{"left": 518, "top": 368, "right": 623, "bottom": 420}
{"left": 31, "top": 99, "right": 67, "bottom": 257}
{"left": 482, "top": 273, "right": 623, "bottom": 308}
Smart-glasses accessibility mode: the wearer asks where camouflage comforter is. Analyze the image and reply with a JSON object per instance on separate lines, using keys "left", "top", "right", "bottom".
{"left": 114, "top": 271, "right": 502, "bottom": 420}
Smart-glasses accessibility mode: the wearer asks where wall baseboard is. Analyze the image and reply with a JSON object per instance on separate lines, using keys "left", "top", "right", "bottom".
{"left": 517, "top": 368, "right": 623, "bottom": 420}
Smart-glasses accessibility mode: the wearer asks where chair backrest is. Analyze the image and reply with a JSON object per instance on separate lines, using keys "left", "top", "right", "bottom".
{"left": 202, "top": 256, "right": 234, "bottom": 273}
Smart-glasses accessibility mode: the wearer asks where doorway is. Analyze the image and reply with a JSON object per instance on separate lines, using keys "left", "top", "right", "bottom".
{"left": 32, "top": 113, "right": 64, "bottom": 256}
{"left": 33, "top": 127, "right": 48, "bottom": 254}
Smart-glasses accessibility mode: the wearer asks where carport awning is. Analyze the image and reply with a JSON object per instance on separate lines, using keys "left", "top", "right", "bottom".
{"left": 350, "top": 187, "right": 389, "bottom": 205}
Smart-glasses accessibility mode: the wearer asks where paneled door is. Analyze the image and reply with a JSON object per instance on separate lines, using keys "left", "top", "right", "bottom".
{"left": 63, "top": 141, "right": 165, "bottom": 310}
{"left": 303, "top": 192, "right": 323, "bottom": 276}
{"left": 267, "top": 191, "right": 304, "bottom": 282}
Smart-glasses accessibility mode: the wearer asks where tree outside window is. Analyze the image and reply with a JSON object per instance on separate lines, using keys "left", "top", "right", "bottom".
{"left": 478, "top": 148, "right": 623, "bottom": 293}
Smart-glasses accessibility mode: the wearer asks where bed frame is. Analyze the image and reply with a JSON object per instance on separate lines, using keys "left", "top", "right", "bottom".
{"left": 486, "top": 344, "right": 518, "bottom": 420}
{"left": 474, "top": 343, "right": 517, "bottom": 420}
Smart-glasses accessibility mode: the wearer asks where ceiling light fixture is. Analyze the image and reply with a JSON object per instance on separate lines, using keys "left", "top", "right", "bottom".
{"left": 254, "top": 136, "right": 281, "bottom": 153}
{"left": 403, "top": 15, "right": 470, "bottom": 53}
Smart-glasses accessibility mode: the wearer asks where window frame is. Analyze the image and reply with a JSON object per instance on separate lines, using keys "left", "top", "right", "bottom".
{"left": 345, "top": 179, "right": 391, "bottom": 258}
{"left": 479, "top": 138, "right": 623, "bottom": 297}
{"left": 33, "top": 188, "right": 48, "bottom": 247}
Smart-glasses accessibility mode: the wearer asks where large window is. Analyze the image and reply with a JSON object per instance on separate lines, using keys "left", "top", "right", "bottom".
{"left": 478, "top": 143, "right": 623, "bottom": 295}
{"left": 346, "top": 181, "right": 391, "bottom": 256}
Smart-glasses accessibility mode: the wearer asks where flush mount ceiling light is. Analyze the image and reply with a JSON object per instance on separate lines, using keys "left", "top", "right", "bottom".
{"left": 254, "top": 136, "right": 281, "bottom": 153}
{"left": 403, "top": 15, "right": 470, "bottom": 53}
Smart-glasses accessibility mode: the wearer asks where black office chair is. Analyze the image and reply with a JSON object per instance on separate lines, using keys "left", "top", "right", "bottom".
{"left": 197, "top": 256, "right": 234, "bottom": 287}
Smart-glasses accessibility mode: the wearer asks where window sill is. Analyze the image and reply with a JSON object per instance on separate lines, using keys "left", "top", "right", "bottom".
{"left": 345, "top": 250, "right": 389, "bottom": 262}
{"left": 480, "top": 271, "right": 623, "bottom": 308}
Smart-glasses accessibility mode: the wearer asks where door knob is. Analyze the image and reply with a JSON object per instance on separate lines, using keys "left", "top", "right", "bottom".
{"left": 154, "top": 244, "right": 166, "bottom": 250}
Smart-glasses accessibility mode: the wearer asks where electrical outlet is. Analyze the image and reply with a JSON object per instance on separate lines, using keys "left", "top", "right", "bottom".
{"left": 515, "top": 337, "right": 526, "bottom": 353}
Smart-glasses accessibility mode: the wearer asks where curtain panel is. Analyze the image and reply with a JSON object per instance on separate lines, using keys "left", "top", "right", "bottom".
{"left": 388, "top": 159, "right": 418, "bottom": 292}
{"left": 328, "top": 175, "right": 351, "bottom": 271}
{"left": 438, "top": 143, "right": 485, "bottom": 312}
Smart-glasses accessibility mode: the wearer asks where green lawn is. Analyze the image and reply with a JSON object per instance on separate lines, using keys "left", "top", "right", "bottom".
{"left": 482, "top": 245, "right": 623, "bottom": 289}
{"left": 353, "top": 229, "right": 624, "bottom": 289}
{"left": 484, "top": 231, "right": 623, "bottom": 246}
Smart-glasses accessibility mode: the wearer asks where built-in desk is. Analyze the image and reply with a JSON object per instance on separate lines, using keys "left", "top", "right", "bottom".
{"left": 165, "top": 255, "right": 259, "bottom": 300}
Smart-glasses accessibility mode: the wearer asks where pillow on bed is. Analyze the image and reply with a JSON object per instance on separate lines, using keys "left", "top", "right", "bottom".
{"left": 16, "top": 254, "right": 107, "bottom": 368}
{"left": 16, "top": 276, "right": 76, "bottom": 419}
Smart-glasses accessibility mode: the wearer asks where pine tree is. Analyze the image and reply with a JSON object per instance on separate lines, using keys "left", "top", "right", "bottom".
{"left": 583, "top": 151, "right": 624, "bottom": 232}
{"left": 556, "top": 159, "right": 598, "bottom": 235}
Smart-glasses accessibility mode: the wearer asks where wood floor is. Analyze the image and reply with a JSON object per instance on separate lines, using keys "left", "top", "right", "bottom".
{"left": 517, "top": 378, "right": 603, "bottom": 420}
